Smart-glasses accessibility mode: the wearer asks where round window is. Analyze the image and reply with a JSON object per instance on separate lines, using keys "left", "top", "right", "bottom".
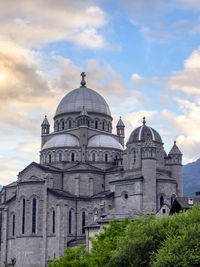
{"left": 124, "top": 193, "right": 128, "bottom": 199}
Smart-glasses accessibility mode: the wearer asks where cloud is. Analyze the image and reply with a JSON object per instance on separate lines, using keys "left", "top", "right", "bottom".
{"left": 178, "top": 0, "right": 200, "bottom": 9}
{"left": 0, "top": 0, "right": 107, "bottom": 49}
{"left": 168, "top": 47, "right": 200, "bottom": 98}
{"left": 120, "top": 0, "right": 200, "bottom": 42}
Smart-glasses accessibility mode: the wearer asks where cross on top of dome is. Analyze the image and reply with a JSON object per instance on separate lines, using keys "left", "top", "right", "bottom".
{"left": 143, "top": 116, "right": 146, "bottom": 125}
{"left": 80, "top": 72, "right": 86, "bottom": 87}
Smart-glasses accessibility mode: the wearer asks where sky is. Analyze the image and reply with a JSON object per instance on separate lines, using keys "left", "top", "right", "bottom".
{"left": 1, "top": 0, "right": 200, "bottom": 185}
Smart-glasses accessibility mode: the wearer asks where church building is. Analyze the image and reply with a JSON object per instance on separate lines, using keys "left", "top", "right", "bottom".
{"left": 0, "top": 73, "right": 182, "bottom": 267}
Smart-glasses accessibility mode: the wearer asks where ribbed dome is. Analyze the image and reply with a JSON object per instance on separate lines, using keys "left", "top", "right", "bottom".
{"left": 88, "top": 134, "right": 123, "bottom": 150}
{"left": 55, "top": 87, "right": 111, "bottom": 117}
{"left": 42, "top": 134, "right": 79, "bottom": 149}
{"left": 127, "top": 124, "right": 162, "bottom": 145}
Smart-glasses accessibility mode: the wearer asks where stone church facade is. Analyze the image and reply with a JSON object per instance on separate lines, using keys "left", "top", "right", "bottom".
{"left": 0, "top": 73, "right": 182, "bottom": 267}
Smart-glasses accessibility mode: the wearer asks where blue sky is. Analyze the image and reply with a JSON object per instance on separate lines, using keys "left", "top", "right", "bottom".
{"left": 0, "top": 0, "right": 200, "bottom": 184}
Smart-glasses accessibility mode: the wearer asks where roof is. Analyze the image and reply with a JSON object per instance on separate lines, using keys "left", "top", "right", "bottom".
{"left": 66, "top": 162, "right": 103, "bottom": 172}
{"left": 97, "top": 208, "right": 144, "bottom": 223}
{"left": 18, "top": 162, "right": 61, "bottom": 176}
{"left": 67, "top": 237, "right": 86, "bottom": 247}
{"left": 41, "top": 115, "right": 50, "bottom": 126}
{"left": 127, "top": 123, "right": 162, "bottom": 145}
{"left": 117, "top": 117, "right": 125, "bottom": 127}
{"left": 170, "top": 197, "right": 200, "bottom": 214}
{"left": 55, "top": 86, "right": 111, "bottom": 117}
{"left": 169, "top": 141, "right": 182, "bottom": 155}
{"left": 48, "top": 188, "right": 76, "bottom": 198}
{"left": 42, "top": 134, "right": 79, "bottom": 150}
{"left": 88, "top": 134, "right": 123, "bottom": 150}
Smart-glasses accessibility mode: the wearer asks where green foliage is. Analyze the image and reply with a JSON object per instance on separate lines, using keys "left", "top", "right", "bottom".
{"left": 48, "top": 205, "right": 200, "bottom": 267}
{"left": 48, "top": 245, "right": 88, "bottom": 267}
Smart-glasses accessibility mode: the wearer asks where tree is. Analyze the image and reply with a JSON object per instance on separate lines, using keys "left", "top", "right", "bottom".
{"left": 48, "top": 205, "right": 200, "bottom": 267}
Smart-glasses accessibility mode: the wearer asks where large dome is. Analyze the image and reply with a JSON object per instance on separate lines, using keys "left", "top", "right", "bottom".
{"left": 127, "top": 120, "right": 162, "bottom": 145}
{"left": 88, "top": 134, "right": 123, "bottom": 150}
{"left": 55, "top": 86, "right": 111, "bottom": 117}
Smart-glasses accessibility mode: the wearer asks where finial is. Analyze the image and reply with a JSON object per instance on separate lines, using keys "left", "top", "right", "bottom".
{"left": 45, "top": 115, "right": 47, "bottom": 118}
{"left": 174, "top": 140, "right": 176, "bottom": 145}
{"left": 80, "top": 72, "right": 86, "bottom": 87}
{"left": 143, "top": 116, "right": 146, "bottom": 125}
{"left": 120, "top": 116, "right": 121, "bottom": 120}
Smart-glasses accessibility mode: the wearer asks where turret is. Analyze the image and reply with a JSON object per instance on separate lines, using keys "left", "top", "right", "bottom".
{"left": 168, "top": 141, "right": 183, "bottom": 196}
{"left": 116, "top": 116, "right": 125, "bottom": 147}
{"left": 41, "top": 115, "right": 50, "bottom": 136}
{"left": 141, "top": 132, "right": 157, "bottom": 214}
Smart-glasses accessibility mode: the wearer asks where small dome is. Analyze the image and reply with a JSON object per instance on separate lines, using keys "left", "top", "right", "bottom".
{"left": 127, "top": 123, "right": 162, "bottom": 145}
{"left": 55, "top": 87, "right": 111, "bottom": 117}
{"left": 42, "top": 134, "right": 79, "bottom": 149}
{"left": 88, "top": 135, "right": 123, "bottom": 150}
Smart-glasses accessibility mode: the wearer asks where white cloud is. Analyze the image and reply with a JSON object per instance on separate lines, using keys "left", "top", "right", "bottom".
{"left": 0, "top": 0, "right": 107, "bottom": 49}
{"left": 168, "top": 47, "right": 200, "bottom": 97}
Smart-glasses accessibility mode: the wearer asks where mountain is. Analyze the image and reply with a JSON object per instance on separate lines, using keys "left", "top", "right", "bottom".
{"left": 183, "top": 158, "right": 200, "bottom": 197}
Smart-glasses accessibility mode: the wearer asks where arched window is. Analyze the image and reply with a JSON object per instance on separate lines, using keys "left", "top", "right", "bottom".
{"left": 103, "top": 121, "right": 105, "bottom": 131}
{"left": 49, "top": 154, "right": 51, "bottom": 163}
{"left": 71, "top": 153, "right": 75, "bottom": 162}
{"left": 52, "top": 210, "right": 55, "bottom": 234}
{"left": 32, "top": 198, "right": 37, "bottom": 234}
{"left": 77, "top": 120, "right": 80, "bottom": 127}
{"left": 22, "top": 198, "right": 25, "bottom": 234}
{"left": 69, "top": 119, "right": 72, "bottom": 129}
{"left": 12, "top": 214, "right": 15, "bottom": 236}
{"left": 69, "top": 210, "right": 72, "bottom": 234}
{"left": 92, "top": 153, "right": 96, "bottom": 162}
{"left": 95, "top": 120, "right": 98, "bottom": 129}
{"left": 105, "top": 153, "right": 108, "bottom": 162}
{"left": 61, "top": 121, "right": 64, "bottom": 130}
{"left": 160, "top": 196, "right": 164, "bottom": 208}
{"left": 132, "top": 148, "right": 136, "bottom": 163}
{"left": 82, "top": 211, "right": 86, "bottom": 234}
{"left": 59, "top": 153, "right": 62, "bottom": 162}
{"left": 87, "top": 120, "right": 90, "bottom": 127}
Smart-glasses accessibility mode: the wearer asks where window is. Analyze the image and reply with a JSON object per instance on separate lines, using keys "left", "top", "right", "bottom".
{"left": 69, "top": 119, "right": 72, "bottom": 129}
{"left": 82, "top": 211, "right": 86, "bottom": 234}
{"left": 49, "top": 154, "right": 51, "bottom": 163}
{"left": 132, "top": 148, "right": 136, "bottom": 163}
{"left": 162, "top": 209, "right": 166, "bottom": 214}
{"left": 69, "top": 210, "right": 72, "bottom": 234}
{"left": 105, "top": 153, "right": 108, "bottom": 162}
{"left": 124, "top": 193, "right": 128, "bottom": 199}
{"left": 160, "top": 196, "right": 164, "bottom": 207}
{"left": 52, "top": 210, "right": 55, "bottom": 234}
{"left": 12, "top": 214, "right": 15, "bottom": 236}
{"left": 71, "top": 153, "right": 75, "bottom": 162}
{"left": 32, "top": 198, "right": 37, "bottom": 234}
{"left": 22, "top": 199, "right": 25, "bottom": 234}
{"left": 103, "top": 122, "right": 105, "bottom": 131}
{"left": 77, "top": 120, "right": 80, "bottom": 127}
{"left": 61, "top": 121, "right": 64, "bottom": 130}
{"left": 87, "top": 120, "right": 90, "bottom": 127}
{"left": 59, "top": 153, "right": 62, "bottom": 162}
{"left": 122, "top": 191, "right": 129, "bottom": 200}
{"left": 95, "top": 120, "right": 98, "bottom": 129}
{"left": 92, "top": 153, "right": 96, "bottom": 162}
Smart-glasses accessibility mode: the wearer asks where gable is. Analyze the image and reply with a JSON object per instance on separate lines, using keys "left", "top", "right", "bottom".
{"left": 18, "top": 162, "right": 46, "bottom": 183}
